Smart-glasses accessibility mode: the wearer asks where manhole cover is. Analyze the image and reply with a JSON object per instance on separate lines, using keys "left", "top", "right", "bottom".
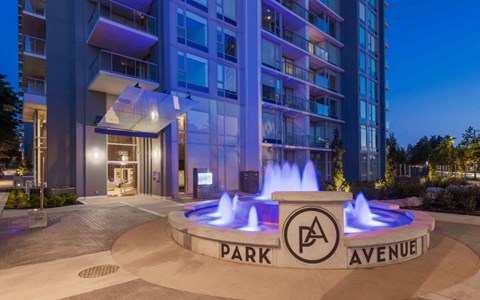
{"left": 78, "top": 264, "right": 120, "bottom": 278}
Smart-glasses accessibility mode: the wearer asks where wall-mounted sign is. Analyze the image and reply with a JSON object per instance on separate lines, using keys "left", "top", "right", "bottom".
{"left": 198, "top": 172, "right": 213, "bottom": 185}
{"left": 153, "top": 171, "right": 160, "bottom": 183}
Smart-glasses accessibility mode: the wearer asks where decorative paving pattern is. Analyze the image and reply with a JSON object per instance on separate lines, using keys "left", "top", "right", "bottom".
{"left": 0, "top": 206, "right": 157, "bottom": 269}
{"left": 78, "top": 264, "right": 120, "bottom": 278}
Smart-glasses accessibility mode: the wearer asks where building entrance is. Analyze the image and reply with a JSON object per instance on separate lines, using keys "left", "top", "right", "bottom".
{"left": 107, "top": 135, "right": 138, "bottom": 196}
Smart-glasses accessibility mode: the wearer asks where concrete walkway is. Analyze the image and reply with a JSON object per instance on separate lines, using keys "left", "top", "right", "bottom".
{"left": 0, "top": 195, "right": 479, "bottom": 299}
{"left": 0, "top": 192, "right": 8, "bottom": 217}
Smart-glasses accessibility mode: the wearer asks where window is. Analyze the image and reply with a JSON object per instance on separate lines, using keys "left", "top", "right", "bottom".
{"left": 261, "top": 39, "right": 281, "bottom": 70}
{"left": 368, "top": 11, "right": 376, "bottom": 32}
{"left": 368, "top": 56, "right": 376, "bottom": 78}
{"left": 368, "top": 0, "right": 376, "bottom": 10}
{"left": 360, "top": 100, "right": 367, "bottom": 120}
{"left": 359, "top": 51, "right": 366, "bottom": 73}
{"left": 368, "top": 79, "right": 376, "bottom": 101}
{"left": 369, "top": 103, "right": 377, "bottom": 123}
{"left": 359, "top": 76, "right": 366, "bottom": 98}
{"left": 178, "top": 51, "right": 209, "bottom": 93}
{"left": 261, "top": 73, "right": 281, "bottom": 103}
{"left": 262, "top": 3, "right": 281, "bottom": 35}
{"left": 367, "top": 32, "right": 376, "bottom": 54}
{"left": 217, "top": 0, "right": 236, "bottom": 26}
{"left": 361, "top": 154, "right": 368, "bottom": 180}
{"left": 177, "top": 9, "right": 208, "bottom": 52}
{"left": 359, "top": 26, "right": 366, "bottom": 48}
{"left": 370, "top": 154, "right": 379, "bottom": 180}
{"left": 217, "top": 26, "right": 237, "bottom": 62}
{"left": 369, "top": 127, "right": 377, "bottom": 150}
{"left": 361, "top": 125, "right": 367, "bottom": 148}
{"left": 186, "top": 0, "right": 208, "bottom": 12}
{"left": 217, "top": 64, "right": 237, "bottom": 99}
{"left": 359, "top": 2, "right": 366, "bottom": 22}
{"left": 329, "top": 99, "right": 337, "bottom": 118}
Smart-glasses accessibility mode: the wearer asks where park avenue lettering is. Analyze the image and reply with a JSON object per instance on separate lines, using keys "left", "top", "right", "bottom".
{"left": 349, "top": 239, "right": 418, "bottom": 266}
{"left": 220, "top": 243, "right": 272, "bottom": 265}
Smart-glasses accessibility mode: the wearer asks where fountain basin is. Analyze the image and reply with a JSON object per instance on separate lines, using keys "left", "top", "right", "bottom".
{"left": 169, "top": 192, "right": 435, "bottom": 269}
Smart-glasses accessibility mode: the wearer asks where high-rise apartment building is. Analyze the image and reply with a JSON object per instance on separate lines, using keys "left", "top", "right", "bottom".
{"left": 18, "top": 0, "right": 387, "bottom": 198}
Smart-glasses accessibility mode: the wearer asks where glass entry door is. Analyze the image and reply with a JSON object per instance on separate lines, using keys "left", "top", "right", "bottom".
{"left": 107, "top": 163, "right": 137, "bottom": 196}
{"left": 107, "top": 135, "right": 138, "bottom": 197}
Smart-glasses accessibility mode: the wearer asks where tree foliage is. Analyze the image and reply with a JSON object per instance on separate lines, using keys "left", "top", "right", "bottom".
{"left": 385, "top": 133, "right": 398, "bottom": 186}
{"left": 0, "top": 74, "right": 21, "bottom": 163}
{"left": 331, "top": 129, "right": 346, "bottom": 191}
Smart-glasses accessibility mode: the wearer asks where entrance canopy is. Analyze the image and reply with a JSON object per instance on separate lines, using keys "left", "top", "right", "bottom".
{"left": 96, "top": 86, "right": 198, "bottom": 137}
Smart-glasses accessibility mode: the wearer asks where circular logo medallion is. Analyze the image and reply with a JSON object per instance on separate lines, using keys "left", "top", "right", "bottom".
{"left": 283, "top": 207, "right": 340, "bottom": 264}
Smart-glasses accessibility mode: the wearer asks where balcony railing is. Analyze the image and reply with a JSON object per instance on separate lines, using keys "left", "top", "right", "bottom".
{"left": 274, "top": 0, "right": 334, "bottom": 38}
{"left": 285, "top": 133, "right": 308, "bottom": 147}
{"left": 280, "top": 60, "right": 332, "bottom": 91}
{"left": 24, "top": 0, "right": 45, "bottom": 16}
{"left": 24, "top": 35, "right": 46, "bottom": 56}
{"left": 263, "top": 92, "right": 330, "bottom": 118}
{"left": 264, "top": 25, "right": 330, "bottom": 62}
{"left": 25, "top": 78, "right": 46, "bottom": 96}
{"left": 309, "top": 136, "right": 331, "bottom": 149}
{"left": 88, "top": 0, "right": 157, "bottom": 36}
{"left": 89, "top": 50, "right": 158, "bottom": 83}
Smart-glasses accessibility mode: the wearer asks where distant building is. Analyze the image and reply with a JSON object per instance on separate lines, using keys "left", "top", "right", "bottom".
{"left": 18, "top": 0, "right": 388, "bottom": 198}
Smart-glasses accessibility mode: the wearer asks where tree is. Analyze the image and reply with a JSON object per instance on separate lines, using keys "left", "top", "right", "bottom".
{"left": 331, "top": 129, "right": 346, "bottom": 191}
{"left": 458, "top": 126, "right": 480, "bottom": 178}
{"left": 0, "top": 75, "right": 21, "bottom": 164}
{"left": 385, "top": 133, "right": 398, "bottom": 186}
{"left": 428, "top": 136, "right": 455, "bottom": 179}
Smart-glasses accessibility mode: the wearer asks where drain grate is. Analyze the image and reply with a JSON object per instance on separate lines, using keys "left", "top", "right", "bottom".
{"left": 78, "top": 264, "right": 120, "bottom": 278}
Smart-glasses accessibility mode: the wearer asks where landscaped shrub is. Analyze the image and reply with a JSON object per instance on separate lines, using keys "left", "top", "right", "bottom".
{"left": 29, "top": 193, "right": 40, "bottom": 208}
{"left": 63, "top": 193, "right": 78, "bottom": 205}
{"left": 4, "top": 190, "right": 79, "bottom": 209}
{"left": 435, "top": 191, "right": 455, "bottom": 211}
{"left": 4, "top": 189, "right": 18, "bottom": 209}
{"left": 16, "top": 190, "right": 29, "bottom": 209}
{"left": 391, "top": 177, "right": 426, "bottom": 198}
{"left": 348, "top": 181, "right": 386, "bottom": 200}
{"left": 45, "top": 194, "right": 65, "bottom": 208}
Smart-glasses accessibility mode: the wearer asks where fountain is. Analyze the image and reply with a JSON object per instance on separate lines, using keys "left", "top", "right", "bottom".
{"left": 169, "top": 161, "right": 435, "bottom": 269}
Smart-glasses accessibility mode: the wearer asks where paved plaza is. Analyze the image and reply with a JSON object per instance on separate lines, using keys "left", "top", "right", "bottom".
{"left": 0, "top": 192, "right": 479, "bottom": 299}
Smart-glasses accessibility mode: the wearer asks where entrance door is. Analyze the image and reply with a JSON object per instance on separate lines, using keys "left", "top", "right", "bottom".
{"left": 107, "top": 135, "right": 138, "bottom": 197}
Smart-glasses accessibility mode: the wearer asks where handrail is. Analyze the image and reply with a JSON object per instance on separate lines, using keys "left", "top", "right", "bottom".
{"left": 263, "top": 25, "right": 330, "bottom": 62}
{"left": 24, "top": 35, "right": 46, "bottom": 56}
{"left": 275, "top": 0, "right": 335, "bottom": 38}
{"left": 89, "top": 50, "right": 158, "bottom": 83}
{"left": 262, "top": 92, "right": 330, "bottom": 118}
{"left": 25, "top": 77, "right": 46, "bottom": 96}
{"left": 282, "top": 60, "right": 329, "bottom": 90}
{"left": 24, "top": 0, "right": 45, "bottom": 16}
{"left": 88, "top": 0, "right": 157, "bottom": 36}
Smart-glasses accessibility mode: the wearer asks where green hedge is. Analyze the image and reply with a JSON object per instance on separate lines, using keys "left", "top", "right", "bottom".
{"left": 4, "top": 190, "right": 79, "bottom": 209}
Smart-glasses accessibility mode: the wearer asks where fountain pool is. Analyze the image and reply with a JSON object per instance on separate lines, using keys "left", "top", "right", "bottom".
{"left": 168, "top": 161, "right": 435, "bottom": 269}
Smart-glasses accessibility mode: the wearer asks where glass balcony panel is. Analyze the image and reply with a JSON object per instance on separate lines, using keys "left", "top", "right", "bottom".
{"left": 89, "top": 0, "right": 157, "bottom": 36}
{"left": 26, "top": 78, "right": 46, "bottom": 95}
{"left": 24, "top": 36, "right": 46, "bottom": 56}
{"left": 90, "top": 50, "right": 158, "bottom": 83}
{"left": 24, "top": 0, "right": 45, "bottom": 16}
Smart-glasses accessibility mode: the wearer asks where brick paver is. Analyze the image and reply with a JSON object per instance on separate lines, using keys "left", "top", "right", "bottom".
{"left": 62, "top": 279, "right": 229, "bottom": 300}
{"left": 0, "top": 206, "right": 157, "bottom": 269}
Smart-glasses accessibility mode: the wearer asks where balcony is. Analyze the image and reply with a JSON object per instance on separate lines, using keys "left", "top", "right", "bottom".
{"left": 113, "top": 0, "right": 154, "bottom": 12}
{"left": 262, "top": 93, "right": 332, "bottom": 119}
{"left": 385, "top": 80, "right": 390, "bottom": 90}
{"left": 24, "top": 35, "right": 46, "bottom": 57}
{"left": 22, "top": 78, "right": 46, "bottom": 123}
{"left": 88, "top": 50, "right": 159, "bottom": 95}
{"left": 309, "top": 136, "right": 331, "bottom": 149}
{"left": 23, "top": 0, "right": 45, "bottom": 17}
{"left": 22, "top": 35, "right": 46, "bottom": 80}
{"left": 273, "top": 0, "right": 342, "bottom": 46}
{"left": 87, "top": 0, "right": 158, "bottom": 58}
{"left": 263, "top": 25, "right": 331, "bottom": 65}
